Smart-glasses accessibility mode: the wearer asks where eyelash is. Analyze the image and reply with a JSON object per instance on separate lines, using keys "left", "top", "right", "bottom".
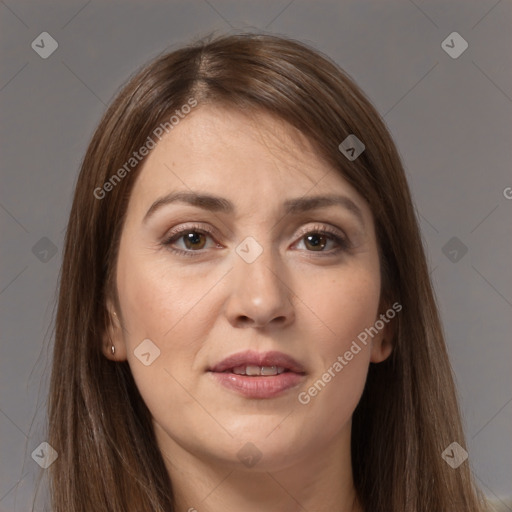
{"left": 161, "top": 224, "right": 218, "bottom": 258}
{"left": 161, "top": 223, "right": 349, "bottom": 258}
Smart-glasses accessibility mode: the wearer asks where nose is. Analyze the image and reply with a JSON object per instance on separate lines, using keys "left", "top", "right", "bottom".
{"left": 223, "top": 246, "right": 295, "bottom": 329}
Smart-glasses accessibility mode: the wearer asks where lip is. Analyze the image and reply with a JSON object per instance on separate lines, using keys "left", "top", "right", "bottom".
{"left": 208, "top": 350, "right": 306, "bottom": 399}
{"left": 209, "top": 350, "right": 306, "bottom": 374}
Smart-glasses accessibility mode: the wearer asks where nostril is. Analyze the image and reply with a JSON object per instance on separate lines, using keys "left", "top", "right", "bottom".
{"left": 237, "top": 315, "right": 288, "bottom": 327}
{"left": 235, "top": 316, "right": 258, "bottom": 328}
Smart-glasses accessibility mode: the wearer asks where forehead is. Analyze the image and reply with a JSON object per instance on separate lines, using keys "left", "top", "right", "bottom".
{"left": 127, "top": 105, "right": 368, "bottom": 219}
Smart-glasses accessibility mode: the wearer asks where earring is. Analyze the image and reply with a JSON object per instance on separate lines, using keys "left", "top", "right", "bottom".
{"left": 111, "top": 312, "right": 117, "bottom": 355}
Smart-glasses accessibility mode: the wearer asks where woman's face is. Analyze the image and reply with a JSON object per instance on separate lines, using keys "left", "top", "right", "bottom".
{"left": 106, "top": 105, "right": 392, "bottom": 471}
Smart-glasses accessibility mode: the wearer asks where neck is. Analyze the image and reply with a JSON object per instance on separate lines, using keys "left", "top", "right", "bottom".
{"left": 155, "top": 422, "right": 362, "bottom": 512}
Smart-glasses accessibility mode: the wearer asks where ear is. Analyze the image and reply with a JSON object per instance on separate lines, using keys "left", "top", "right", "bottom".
{"left": 101, "top": 300, "right": 128, "bottom": 362}
{"left": 369, "top": 300, "right": 399, "bottom": 364}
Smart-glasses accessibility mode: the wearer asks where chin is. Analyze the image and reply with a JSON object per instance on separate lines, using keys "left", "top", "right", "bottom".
{"left": 214, "top": 422, "right": 311, "bottom": 468}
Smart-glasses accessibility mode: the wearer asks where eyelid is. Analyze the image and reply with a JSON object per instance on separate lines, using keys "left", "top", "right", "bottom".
{"left": 163, "top": 222, "right": 218, "bottom": 240}
{"left": 161, "top": 223, "right": 220, "bottom": 249}
{"left": 293, "top": 223, "right": 347, "bottom": 241}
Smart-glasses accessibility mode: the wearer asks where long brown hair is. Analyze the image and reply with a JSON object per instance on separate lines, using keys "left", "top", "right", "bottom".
{"left": 48, "top": 31, "right": 487, "bottom": 511}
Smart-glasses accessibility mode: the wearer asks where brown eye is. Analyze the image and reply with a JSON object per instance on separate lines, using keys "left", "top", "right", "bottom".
{"left": 162, "top": 226, "right": 218, "bottom": 255}
{"left": 181, "top": 231, "right": 207, "bottom": 250}
{"left": 303, "top": 233, "right": 328, "bottom": 251}
{"left": 293, "top": 226, "right": 349, "bottom": 255}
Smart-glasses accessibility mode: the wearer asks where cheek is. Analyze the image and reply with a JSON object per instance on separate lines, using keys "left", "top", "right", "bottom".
{"left": 296, "top": 351, "right": 370, "bottom": 449}
{"left": 297, "top": 264, "right": 381, "bottom": 355}
{"left": 114, "top": 257, "right": 213, "bottom": 432}
{"left": 116, "top": 247, "right": 219, "bottom": 345}
{"left": 115, "top": 247, "right": 225, "bottom": 402}
{"left": 291, "top": 266, "right": 380, "bottom": 436}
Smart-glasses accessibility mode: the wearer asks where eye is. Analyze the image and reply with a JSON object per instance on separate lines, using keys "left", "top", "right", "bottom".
{"left": 161, "top": 223, "right": 349, "bottom": 257}
{"left": 178, "top": 231, "right": 208, "bottom": 250}
{"left": 293, "top": 224, "right": 349, "bottom": 254}
{"left": 161, "top": 224, "right": 220, "bottom": 256}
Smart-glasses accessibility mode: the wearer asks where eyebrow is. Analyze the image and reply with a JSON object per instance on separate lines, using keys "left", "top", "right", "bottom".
{"left": 143, "top": 191, "right": 365, "bottom": 226}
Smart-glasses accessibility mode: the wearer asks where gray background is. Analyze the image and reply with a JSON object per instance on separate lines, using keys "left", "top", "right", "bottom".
{"left": 1, "top": 0, "right": 511, "bottom": 510}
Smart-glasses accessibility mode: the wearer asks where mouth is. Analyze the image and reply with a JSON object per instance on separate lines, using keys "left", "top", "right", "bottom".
{"left": 229, "top": 365, "right": 288, "bottom": 376}
{"left": 208, "top": 350, "right": 306, "bottom": 399}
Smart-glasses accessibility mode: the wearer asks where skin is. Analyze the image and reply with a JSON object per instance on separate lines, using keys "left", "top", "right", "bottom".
{"left": 103, "top": 105, "right": 393, "bottom": 512}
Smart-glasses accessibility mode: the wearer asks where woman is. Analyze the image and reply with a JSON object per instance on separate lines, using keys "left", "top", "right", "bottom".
{"left": 48, "top": 32, "right": 488, "bottom": 511}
